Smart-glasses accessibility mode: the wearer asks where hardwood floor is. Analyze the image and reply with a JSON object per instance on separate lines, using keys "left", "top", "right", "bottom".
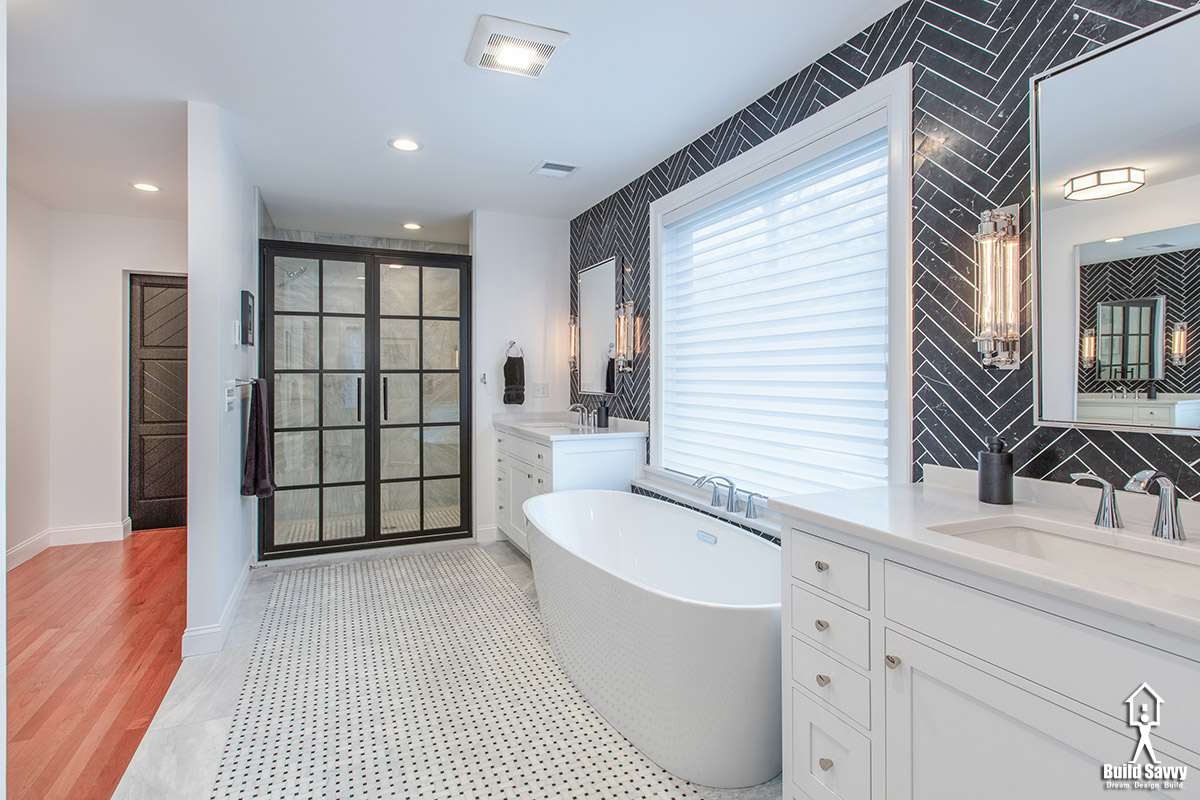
{"left": 7, "top": 527, "right": 187, "bottom": 800}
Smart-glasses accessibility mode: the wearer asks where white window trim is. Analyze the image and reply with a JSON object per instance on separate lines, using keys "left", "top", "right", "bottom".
{"left": 648, "top": 65, "right": 914, "bottom": 491}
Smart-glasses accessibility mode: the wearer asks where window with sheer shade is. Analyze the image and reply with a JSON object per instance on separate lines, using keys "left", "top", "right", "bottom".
{"left": 658, "top": 126, "right": 890, "bottom": 498}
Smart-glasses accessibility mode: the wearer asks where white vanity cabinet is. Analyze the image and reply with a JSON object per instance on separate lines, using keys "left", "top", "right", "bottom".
{"left": 493, "top": 418, "right": 647, "bottom": 554}
{"left": 781, "top": 520, "right": 1200, "bottom": 800}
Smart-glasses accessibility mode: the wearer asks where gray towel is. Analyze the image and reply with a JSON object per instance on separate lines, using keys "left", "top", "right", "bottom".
{"left": 241, "top": 378, "right": 277, "bottom": 498}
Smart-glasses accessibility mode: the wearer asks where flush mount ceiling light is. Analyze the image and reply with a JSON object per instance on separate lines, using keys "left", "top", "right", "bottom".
{"left": 1104, "top": 237, "right": 1125, "bottom": 243}
{"left": 388, "top": 138, "right": 422, "bottom": 152}
{"left": 1063, "top": 167, "right": 1145, "bottom": 201}
{"left": 403, "top": 222, "right": 422, "bottom": 230}
{"left": 466, "top": 15, "right": 570, "bottom": 79}
{"left": 131, "top": 182, "right": 160, "bottom": 192}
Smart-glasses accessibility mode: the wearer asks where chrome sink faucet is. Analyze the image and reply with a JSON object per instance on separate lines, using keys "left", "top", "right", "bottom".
{"left": 1070, "top": 473, "right": 1122, "bottom": 528}
{"left": 568, "top": 403, "right": 588, "bottom": 426}
{"left": 693, "top": 475, "right": 739, "bottom": 513}
{"left": 1125, "top": 469, "right": 1186, "bottom": 541}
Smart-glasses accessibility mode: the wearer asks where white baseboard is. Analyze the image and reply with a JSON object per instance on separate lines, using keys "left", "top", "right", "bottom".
{"left": 7, "top": 529, "right": 52, "bottom": 571}
{"left": 181, "top": 554, "right": 253, "bottom": 658}
{"left": 7, "top": 518, "right": 135, "bottom": 571}
{"left": 49, "top": 517, "right": 132, "bottom": 547}
{"left": 474, "top": 524, "right": 500, "bottom": 543}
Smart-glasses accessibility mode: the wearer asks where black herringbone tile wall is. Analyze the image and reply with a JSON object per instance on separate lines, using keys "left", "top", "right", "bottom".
{"left": 570, "top": 0, "right": 1200, "bottom": 500}
{"left": 1078, "top": 248, "right": 1200, "bottom": 395}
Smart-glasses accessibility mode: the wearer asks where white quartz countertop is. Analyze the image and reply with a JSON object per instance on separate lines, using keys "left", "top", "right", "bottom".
{"left": 769, "top": 479, "right": 1200, "bottom": 642}
{"left": 493, "top": 413, "right": 648, "bottom": 443}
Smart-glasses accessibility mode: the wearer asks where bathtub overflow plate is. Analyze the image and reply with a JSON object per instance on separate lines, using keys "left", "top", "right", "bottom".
{"left": 696, "top": 530, "right": 718, "bottom": 545}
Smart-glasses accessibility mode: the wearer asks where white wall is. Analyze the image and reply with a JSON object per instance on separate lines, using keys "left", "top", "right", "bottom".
{"left": 48, "top": 212, "right": 187, "bottom": 541}
{"left": 6, "top": 189, "right": 52, "bottom": 568}
{"left": 1040, "top": 172, "right": 1200, "bottom": 420}
{"left": 469, "top": 210, "right": 570, "bottom": 540}
{"left": 184, "top": 101, "right": 258, "bottom": 656}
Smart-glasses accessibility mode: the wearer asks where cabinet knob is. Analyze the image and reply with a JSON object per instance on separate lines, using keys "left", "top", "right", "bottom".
{"left": 499, "top": 505, "right": 504, "bottom": 511}
{"left": 885, "top": 654, "right": 902, "bottom": 670}
{"left": 497, "top": 477, "right": 502, "bottom": 483}
{"left": 497, "top": 457, "right": 502, "bottom": 463}
{"left": 537, "top": 478, "right": 544, "bottom": 485}
{"left": 528, "top": 473, "right": 533, "bottom": 479}
{"left": 814, "top": 560, "right": 830, "bottom": 572}
{"left": 815, "top": 674, "right": 831, "bottom": 687}
{"left": 496, "top": 438, "right": 502, "bottom": 443}
{"left": 818, "top": 757, "right": 834, "bottom": 772}
{"left": 537, "top": 453, "right": 543, "bottom": 460}
{"left": 814, "top": 619, "right": 830, "bottom": 632}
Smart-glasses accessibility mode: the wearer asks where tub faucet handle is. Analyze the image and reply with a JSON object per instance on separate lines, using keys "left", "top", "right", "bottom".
{"left": 745, "top": 492, "right": 767, "bottom": 520}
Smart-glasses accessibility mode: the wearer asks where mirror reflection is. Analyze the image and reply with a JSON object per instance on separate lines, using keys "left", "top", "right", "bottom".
{"left": 1035, "top": 8, "right": 1200, "bottom": 431}
{"left": 578, "top": 258, "right": 617, "bottom": 395}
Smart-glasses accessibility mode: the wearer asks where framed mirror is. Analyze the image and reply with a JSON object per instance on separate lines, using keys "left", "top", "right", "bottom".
{"left": 577, "top": 257, "right": 617, "bottom": 395}
{"left": 1033, "top": 6, "right": 1200, "bottom": 433}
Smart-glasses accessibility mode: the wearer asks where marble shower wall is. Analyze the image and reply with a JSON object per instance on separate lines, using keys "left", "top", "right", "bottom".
{"left": 569, "top": 0, "right": 1200, "bottom": 499}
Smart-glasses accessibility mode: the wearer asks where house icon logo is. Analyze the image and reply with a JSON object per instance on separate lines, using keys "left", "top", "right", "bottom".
{"left": 1125, "top": 683, "right": 1163, "bottom": 765}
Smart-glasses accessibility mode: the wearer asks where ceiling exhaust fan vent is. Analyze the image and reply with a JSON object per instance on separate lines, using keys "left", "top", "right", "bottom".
{"left": 533, "top": 161, "right": 578, "bottom": 178}
{"left": 466, "top": 16, "right": 570, "bottom": 79}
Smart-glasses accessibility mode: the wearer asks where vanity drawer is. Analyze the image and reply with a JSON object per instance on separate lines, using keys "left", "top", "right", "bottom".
{"left": 885, "top": 562, "right": 1200, "bottom": 756}
{"left": 496, "top": 468, "right": 509, "bottom": 492}
{"left": 791, "top": 586, "right": 870, "bottom": 670}
{"left": 791, "top": 530, "right": 870, "bottom": 609}
{"left": 1136, "top": 405, "right": 1173, "bottom": 425}
{"left": 791, "top": 637, "right": 871, "bottom": 729}
{"left": 510, "top": 436, "right": 552, "bottom": 469}
{"left": 790, "top": 689, "right": 871, "bottom": 800}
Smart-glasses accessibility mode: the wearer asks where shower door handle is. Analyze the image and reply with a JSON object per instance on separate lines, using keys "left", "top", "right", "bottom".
{"left": 382, "top": 377, "right": 389, "bottom": 421}
{"left": 356, "top": 377, "right": 363, "bottom": 422}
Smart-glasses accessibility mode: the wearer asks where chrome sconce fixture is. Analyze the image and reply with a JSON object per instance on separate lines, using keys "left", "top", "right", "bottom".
{"left": 614, "top": 301, "right": 635, "bottom": 373}
{"left": 568, "top": 314, "right": 578, "bottom": 371}
{"left": 1172, "top": 321, "right": 1188, "bottom": 366}
{"left": 1063, "top": 167, "right": 1145, "bottom": 202}
{"left": 973, "top": 205, "right": 1021, "bottom": 369}
{"left": 1081, "top": 327, "right": 1096, "bottom": 370}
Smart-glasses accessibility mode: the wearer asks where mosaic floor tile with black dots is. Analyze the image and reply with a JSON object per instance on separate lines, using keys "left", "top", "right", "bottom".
{"left": 210, "top": 547, "right": 723, "bottom": 799}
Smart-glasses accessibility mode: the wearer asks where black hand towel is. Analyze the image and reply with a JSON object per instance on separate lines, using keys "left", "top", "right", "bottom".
{"left": 606, "top": 357, "right": 616, "bottom": 394}
{"left": 503, "top": 356, "right": 525, "bottom": 405}
{"left": 241, "top": 378, "right": 278, "bottom": 498}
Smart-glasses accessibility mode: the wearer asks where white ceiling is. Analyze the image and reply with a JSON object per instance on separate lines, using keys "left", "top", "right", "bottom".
{"left": 1037, "top": 11, "right": 1200, "bottom": 214}
{"left": 8, "top": 0, "right": 906, "bottom": 245}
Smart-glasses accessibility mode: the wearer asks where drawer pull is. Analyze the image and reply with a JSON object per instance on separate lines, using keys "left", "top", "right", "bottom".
{"left": 527, "top": 473, "right": 533, "bottom": 479}
{"left": 815, "top": 674, "right": 831, "bottom": 687}
{"left": 497, "top": 457, "right": 502, "bottom": 463}
{"left": 814, "top": 619, "right": 830, "bottom": 632}
{"left": 885, "top": 654, "right": 902, "bottom": 670}
{"left": 537, "top": 478, "right": 544, "bottom": 485}
{"left": 497, "top": 477, "right": 502, "bottom": 483}
{"left": 537, "top": 453, "right": 544, "bottom": 460}
{"left": 499, "top": 505, "right": 505, "bottom": 511}
{"left": 815, "top": 560, "right": 830, "bottom": 572}
{"left": 818, "top": 757, "right": 834, "bottom": 772}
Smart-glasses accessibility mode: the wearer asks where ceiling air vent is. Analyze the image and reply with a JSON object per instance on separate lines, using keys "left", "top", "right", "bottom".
{"left": 466, "top": 15, "right": 570, "bottom": 79}
{"left": 532, "top": 161, "right": 578, "bottom": 179}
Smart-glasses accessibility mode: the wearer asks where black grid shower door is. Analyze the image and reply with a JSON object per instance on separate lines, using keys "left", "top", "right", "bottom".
{"left": 259, "top": 241, "right": 471, "bottom": 559}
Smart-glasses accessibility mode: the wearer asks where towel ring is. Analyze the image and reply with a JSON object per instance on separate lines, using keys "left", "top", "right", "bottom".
{"left": 505, "top": 341, "right": 524, "bottom": 358}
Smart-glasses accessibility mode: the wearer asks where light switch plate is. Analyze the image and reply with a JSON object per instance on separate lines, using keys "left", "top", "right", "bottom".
{"left": 533, "top": 382, "right": 549, "bottom": 398}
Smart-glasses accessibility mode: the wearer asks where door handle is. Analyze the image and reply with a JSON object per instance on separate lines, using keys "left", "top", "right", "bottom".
{"left": 383, "top": 376, "right": 389, "bottom": 421}
{"left": 356, "top": 377, "right": 362, "bottom": 422}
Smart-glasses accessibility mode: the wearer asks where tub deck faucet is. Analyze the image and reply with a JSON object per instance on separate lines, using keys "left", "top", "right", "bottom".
{"left": 1124, "top": 469, "right": 1185, "bottom": 541}
{"left": 693, "top": 475, "right": 738, "bottom": 513}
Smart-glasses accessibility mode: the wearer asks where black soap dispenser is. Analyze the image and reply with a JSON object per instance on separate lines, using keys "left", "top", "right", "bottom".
{"left": 596, "top": 401, "right": 609, "bottom": 428}
{"left": 978, "top": 436, "right": 1013, "bottom": 505}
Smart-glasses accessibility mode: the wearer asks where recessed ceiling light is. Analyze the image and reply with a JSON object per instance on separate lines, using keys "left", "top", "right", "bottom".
{"left": 131, "top": 182, "right": 160, "bottom": 192}
{"left": 466, "top": 15, "right": 570, "bottom": 79}
{"left": 387, "top": 264, "right": 407, "bottom": 270}
{"left": 1064, "top": 167, "right": 1145, "bottom": 201}
{"left": 1105, "top": 237, "right": 1125, "bottom": 243}
{"left": 403, "top": 222, "right": 422, "bottom": 231}
{"left": 388, "top": 138, "right": 422, "bottom": 152}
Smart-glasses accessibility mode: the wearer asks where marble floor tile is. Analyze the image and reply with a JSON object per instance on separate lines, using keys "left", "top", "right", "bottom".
{"left": 147, "top": 644, "right": 253, "bottom": 731}
{"left": 111, "top": 716, "right": 233, "bottom": 800}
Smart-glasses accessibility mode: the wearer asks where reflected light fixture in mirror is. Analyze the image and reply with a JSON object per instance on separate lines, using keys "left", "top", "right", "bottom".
{"left": 1063, "top": 167, "right": 1145, "bottom": 201}
{"left": 614, "top": 302, "right": 634, "bottom": 373}
{"left": 974, "top": 206, "right": 1021, "bottom": 369}
{"left": 1172, "top": 321, "right": 1188, "bottom": 366}
{"left": 1081, "top": 327, "right": 1096, "bottom": 370}
{"left": 568, "top": 314, "right": 578, "bottom": 371}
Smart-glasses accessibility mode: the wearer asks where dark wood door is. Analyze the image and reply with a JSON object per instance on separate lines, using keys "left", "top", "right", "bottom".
{"left": 129, "top": 274, "right": 188, "bottom": 529}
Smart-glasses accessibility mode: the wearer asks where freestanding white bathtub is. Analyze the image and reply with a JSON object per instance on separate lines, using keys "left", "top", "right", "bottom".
{"left": 523, "top": 489, "right": 782, "bottom": 789}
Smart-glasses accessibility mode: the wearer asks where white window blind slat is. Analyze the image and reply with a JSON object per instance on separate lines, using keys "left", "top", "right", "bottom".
{"left": 660, "top": 126, "right": 890, "bottom": 498}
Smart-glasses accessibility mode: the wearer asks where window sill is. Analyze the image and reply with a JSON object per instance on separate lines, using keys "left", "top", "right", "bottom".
{"left": 633, "top": 467, "right": 782, "bottom": 543}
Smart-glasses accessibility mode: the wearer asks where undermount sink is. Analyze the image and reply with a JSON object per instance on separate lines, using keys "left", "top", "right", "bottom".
{"left": 524, "top": 423, "right": 586, "bottom": 434}
{"left": 926, "top": 515, "right": 1200, "bottom": 601}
